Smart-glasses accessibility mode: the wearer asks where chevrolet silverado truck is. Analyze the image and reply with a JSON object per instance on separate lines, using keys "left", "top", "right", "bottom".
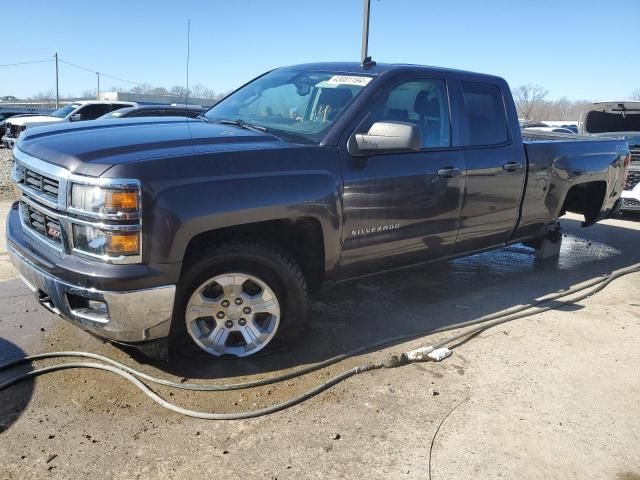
{"left": 579, "top": 101, "right": 640, "bottom": 211}
{"left": 6, "top": 63, "right": 630, "bottom": 359}
{"left": 1, "top": 100, "right": 136, "bottom": 148}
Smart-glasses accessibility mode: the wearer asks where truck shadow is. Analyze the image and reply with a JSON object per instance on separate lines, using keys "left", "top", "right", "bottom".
{"left": 158, "top": 215, "right": 640, "bottom": 380}
{"left": 0, "top": 338, "right": 33, "bottom": 433}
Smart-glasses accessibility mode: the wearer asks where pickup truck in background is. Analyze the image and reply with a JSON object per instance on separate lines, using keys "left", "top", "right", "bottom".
{"left": 6, "top": 62, "right": 629, "bottom": 359}
{"left": 579, "top": 101, "right": 640, "bottom": 212}
{"left": 1, "top": 100, "right": 136, "bottom": 148}
{"left": 0, "top": 110, "right": 40, "bottom": 145}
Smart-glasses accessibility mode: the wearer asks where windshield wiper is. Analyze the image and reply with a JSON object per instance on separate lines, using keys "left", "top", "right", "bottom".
{"left": 197, "top": 115, "right": 210, "bottom": 123}
{"left": 218, "top": 119, "right": 268, "bottom": 133}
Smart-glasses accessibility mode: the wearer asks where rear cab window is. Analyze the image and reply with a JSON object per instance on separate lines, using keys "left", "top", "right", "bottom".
{"left": 461, "top": 81, "right": 509, "bottom": 146}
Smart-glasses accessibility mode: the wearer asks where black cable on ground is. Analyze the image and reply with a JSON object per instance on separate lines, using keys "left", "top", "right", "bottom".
{"left": 0, "top": 263, "right": 638, "bottom": 420}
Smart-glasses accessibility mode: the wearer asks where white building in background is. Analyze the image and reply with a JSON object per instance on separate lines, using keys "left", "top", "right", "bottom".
{"left": 99, "top": 91, "right": 216, "bottom": 107}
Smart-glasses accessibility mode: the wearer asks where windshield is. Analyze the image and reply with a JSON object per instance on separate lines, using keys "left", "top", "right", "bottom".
{"left": 50, "top": 104, "right": 80, "bottom": 118}
{"left": 204, "top": 69, "right": 373, "bottom": 143}
{"left": 99, "top": 107, "right": 134, "bottom": 119}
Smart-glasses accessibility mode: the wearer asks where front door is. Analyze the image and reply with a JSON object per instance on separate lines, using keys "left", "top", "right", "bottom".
{"left": 338, "top": 78, "right": 465, "bottom": 278}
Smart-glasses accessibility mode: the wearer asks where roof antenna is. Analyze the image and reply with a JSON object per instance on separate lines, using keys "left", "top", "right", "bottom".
{"left": 361, "top": 0, "right": 376, "bottom": 69}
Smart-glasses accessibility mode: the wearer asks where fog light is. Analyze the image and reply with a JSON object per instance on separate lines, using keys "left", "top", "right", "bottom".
{"left": 66, "top": 294, "right": 109, "bottom": 322}
{"left": 88, "top": 300, "right": 108, "bottom": 315}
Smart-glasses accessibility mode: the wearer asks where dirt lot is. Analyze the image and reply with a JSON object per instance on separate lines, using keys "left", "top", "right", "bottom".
{"left": 0, "top": 149, "right": 16, "bottom": 201}
{"left": 0, "top": 187, "right": 639, "bottom": 479}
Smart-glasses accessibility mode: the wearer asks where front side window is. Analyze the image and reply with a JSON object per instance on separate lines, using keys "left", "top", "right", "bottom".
{"left": 205, "top": 69, "right": 372, "bottom": 143}
{"left": 369, "top": 79, "right": 451, "bottom": 149}
{"left": 461, "top": 81, "right": 509, "bottom": 146}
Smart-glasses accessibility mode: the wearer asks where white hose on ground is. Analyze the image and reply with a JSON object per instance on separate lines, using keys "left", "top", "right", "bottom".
{"left": 1, "top": 262, "right": 639, "bottom": 420}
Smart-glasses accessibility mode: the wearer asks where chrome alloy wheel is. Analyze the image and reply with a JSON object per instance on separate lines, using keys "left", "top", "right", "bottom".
{"left": 185, "top": 273, "right": 281, "bottom": 357}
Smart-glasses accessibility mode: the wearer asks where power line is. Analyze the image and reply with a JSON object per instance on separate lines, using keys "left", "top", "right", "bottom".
{"left": 58, "top": 58, "right": 144, "bottom": 86}
{"left": 0, "top": 59, "right": 53, "bottom": 67}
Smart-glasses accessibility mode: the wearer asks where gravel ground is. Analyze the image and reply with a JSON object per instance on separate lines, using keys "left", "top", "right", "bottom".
{"left": 0, "top": 210, "right": 639, "bottom": 479}
{"left": 0, "top": 148, "right": 16, "bottom": 201}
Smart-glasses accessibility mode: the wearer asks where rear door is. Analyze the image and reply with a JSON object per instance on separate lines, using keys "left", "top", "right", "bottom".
{"left": 339, "top": 77, "right": 465, "bottom": 277}
{"left": 453, "top": 80, "right": 526, "bottom": 254}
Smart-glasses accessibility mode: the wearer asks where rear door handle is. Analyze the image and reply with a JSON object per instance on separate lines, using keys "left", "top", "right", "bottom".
{"left": 437, "top": 167, "right": 462, "bottom": 178}
{"left": 502, "top": 162, "right": 522, "bottom": 172}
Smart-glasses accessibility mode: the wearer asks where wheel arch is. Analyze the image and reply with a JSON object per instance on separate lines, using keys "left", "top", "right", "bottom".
{"left": 181, "top": 217, "right": 327, "bottom": 292}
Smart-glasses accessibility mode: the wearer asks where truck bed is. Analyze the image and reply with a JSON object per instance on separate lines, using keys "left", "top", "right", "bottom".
{"left": 513, "top": 132, "right": 628, "bottom": 239}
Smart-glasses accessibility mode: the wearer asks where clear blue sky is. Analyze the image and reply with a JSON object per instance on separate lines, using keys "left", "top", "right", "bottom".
{"left": 2, "top": 0, "right": 638, "bottom": 100}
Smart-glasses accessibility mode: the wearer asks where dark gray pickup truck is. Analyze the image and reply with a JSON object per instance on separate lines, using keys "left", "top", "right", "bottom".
{"left": 6, "top": 62, "right": 630, "bottom": 358}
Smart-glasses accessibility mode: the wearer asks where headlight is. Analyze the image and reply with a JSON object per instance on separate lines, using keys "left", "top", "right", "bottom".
{"left": 70, "top": 183, "right": 139, "bottom": 218}
{"left": 72, "top": 224, "right": 140, "bottom": 258}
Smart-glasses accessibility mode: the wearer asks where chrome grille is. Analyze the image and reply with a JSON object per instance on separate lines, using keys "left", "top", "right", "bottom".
{"left": 630, "top": 148, "right": 640, "bottom": 166}
{"left": 20, "top": 201, "right": 62, "bottom": 245}
{"left": 623, "top": 198, "right": 640, "bottom": 208}
{"left": 14, "top": 162, "right": 60, "bottom": 201}
{"left": 626, "top": 169, "right": 640, "bottom": 191}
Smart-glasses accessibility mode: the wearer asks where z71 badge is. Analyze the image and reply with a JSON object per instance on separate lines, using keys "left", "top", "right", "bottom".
{"left": 351, "top": 224, "right": 400, "bottom": 236}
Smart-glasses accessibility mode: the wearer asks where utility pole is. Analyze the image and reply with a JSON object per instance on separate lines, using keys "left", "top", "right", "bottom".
{"left": 361, "top": 0, "right": 371, "bottom": 65}
{"left": 96, "top": 72, "right": 100, "bottom": 99}
{"left": 54, "top": 52, "right": 59, "bottom": 108}
{"left": 185, "top": 18, "right": 190, "bottom": 106}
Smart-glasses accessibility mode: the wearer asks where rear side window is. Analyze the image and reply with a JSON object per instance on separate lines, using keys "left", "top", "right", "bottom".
{"left": 461, "top": 81, "right": 508, "bottom": 146}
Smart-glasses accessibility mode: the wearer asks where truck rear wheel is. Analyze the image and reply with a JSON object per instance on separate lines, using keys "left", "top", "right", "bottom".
{"left": 171, "top": 242, "right": 309, "bottom": 358}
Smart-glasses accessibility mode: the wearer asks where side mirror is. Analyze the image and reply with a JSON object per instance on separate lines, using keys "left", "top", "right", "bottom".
{"left": 354, "top": 121, "right": 421, "bottom": 154}
{"left": 70, "top": 114, "right": 82, "bottom": 122}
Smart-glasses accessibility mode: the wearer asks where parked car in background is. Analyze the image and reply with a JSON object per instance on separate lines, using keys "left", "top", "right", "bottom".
{"left": 522, "top": 121, "right": 578, "bottom": 134}
{"left": 0, "top": 110, "right": 39, "bottom": 146}
{"left": 579, "top": 101, "right": 640, "bottom": 212}
{"left": 98, "top": 105, "right": 206, "bottom": 119}
{"left": 6, "top": 62, "right": 628, "bottom": 359}
{"left": 539, "top": 120, "right": 578, "bottom": 133}
{"left": 1, "top": 101, "right": 136, "bottom": 148}
{"left": 523, "top": 126, "right": 576, "bottom": 135}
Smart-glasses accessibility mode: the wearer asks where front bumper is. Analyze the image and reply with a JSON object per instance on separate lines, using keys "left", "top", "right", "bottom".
{"left": 6, "top": 200, "right": 177, "bottom": 343}
{"left": 1, "top": 135, "right": 16, "bottom": 149}
{"left": 8, "top": 243, "right": 176, "bottom": 342}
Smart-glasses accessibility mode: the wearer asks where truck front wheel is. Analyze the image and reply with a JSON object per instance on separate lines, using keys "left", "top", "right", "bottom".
{"left": 171, "top": 242, "right": 309, "bottom": 358}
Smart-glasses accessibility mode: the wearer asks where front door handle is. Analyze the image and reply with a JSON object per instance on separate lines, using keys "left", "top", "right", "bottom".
{"left": 437, "top": 167, "right": 462, "bottom": 178}
{"left": 502, "top": 161, "right": 522, "bottom": 172}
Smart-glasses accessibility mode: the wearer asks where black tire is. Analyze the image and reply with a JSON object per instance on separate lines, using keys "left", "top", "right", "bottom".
{"left": 170, "top": 241, "right": 309, "bottom": 357}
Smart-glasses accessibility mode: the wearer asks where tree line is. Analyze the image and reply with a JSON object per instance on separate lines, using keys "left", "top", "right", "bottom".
{"left": 513, "top": 85, "right": 640, "bottom": 121}
{"left": 20, "top": 84, "right": 640, "bottom": 117}
{"left": 24, "top": 83, "right": 226, "bottom": 102}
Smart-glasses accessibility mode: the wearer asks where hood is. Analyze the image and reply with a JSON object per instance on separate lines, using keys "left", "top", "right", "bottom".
{"left": 583, "top": 101, "right": 640, "bottom": 134}
{"left": 9, "top": 115, "right": 62, "bottom": 127}
{"left": 15, "top": 117, "right": 290, "bottom": 177}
